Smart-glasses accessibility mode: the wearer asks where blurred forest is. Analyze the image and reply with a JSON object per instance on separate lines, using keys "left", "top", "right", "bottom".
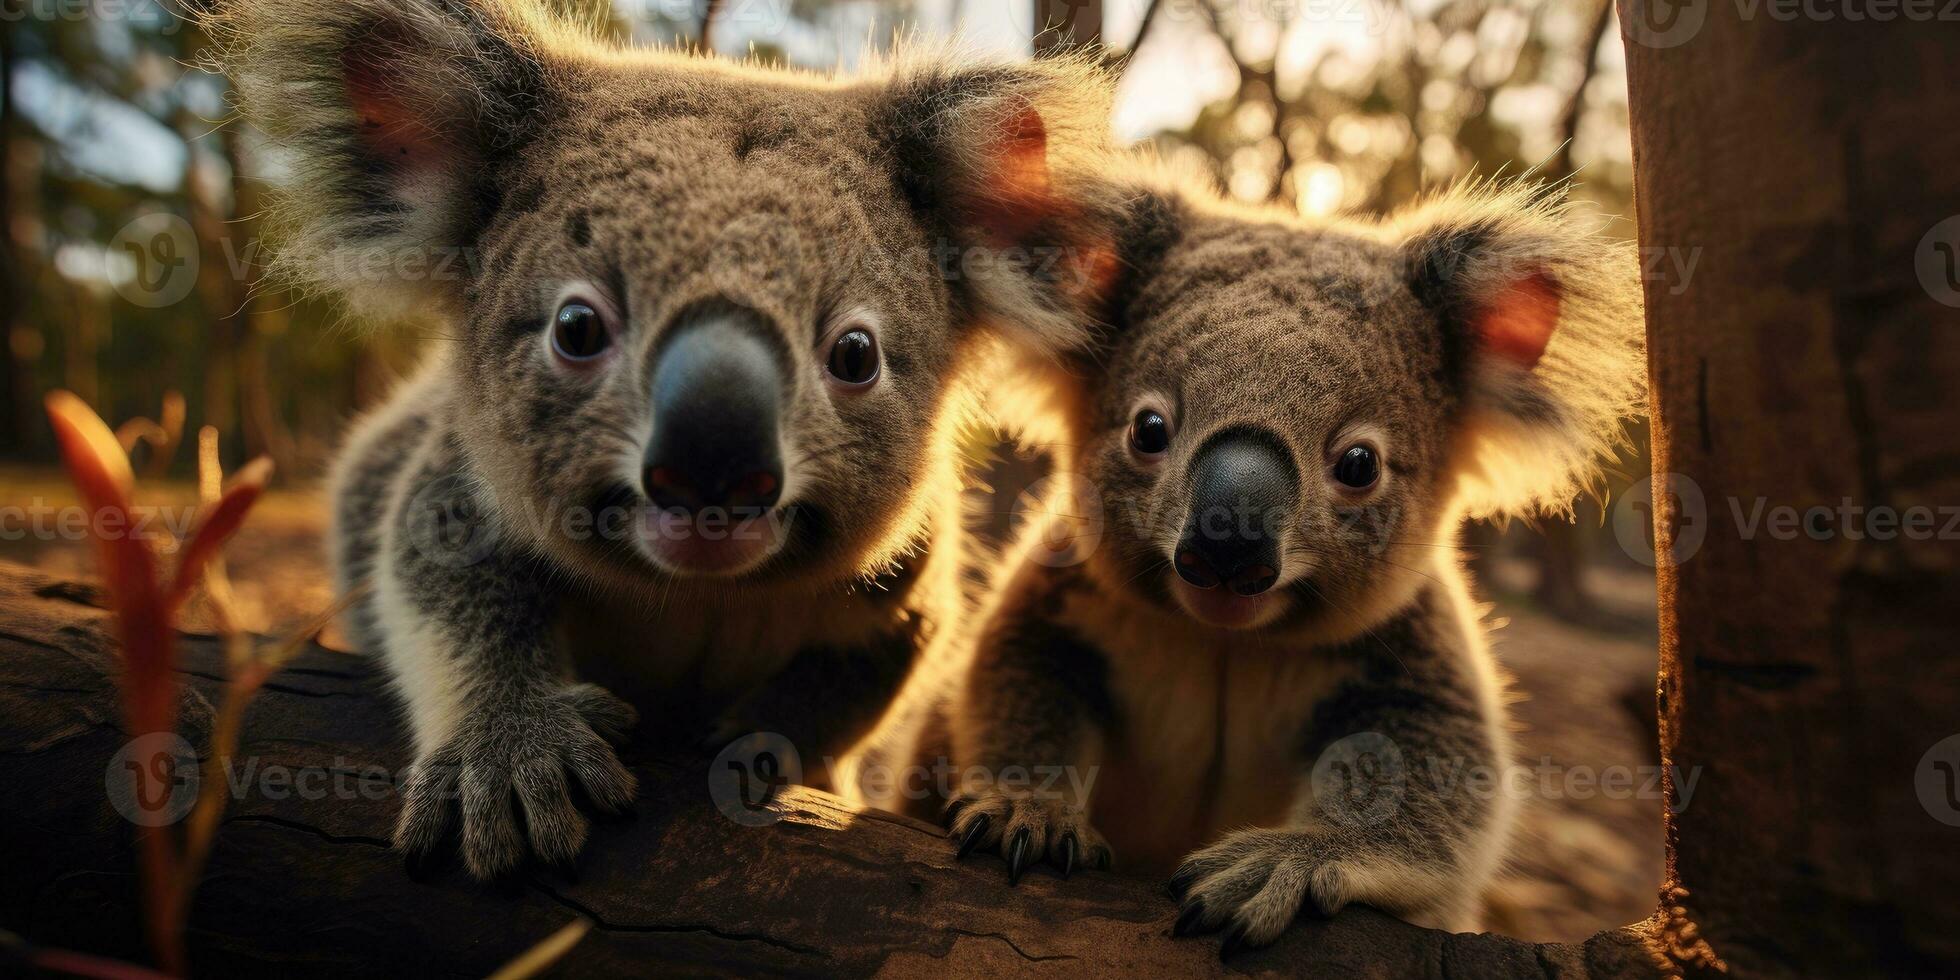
{"left": 0, "top": 0, "right": 1649, "bottom": 621}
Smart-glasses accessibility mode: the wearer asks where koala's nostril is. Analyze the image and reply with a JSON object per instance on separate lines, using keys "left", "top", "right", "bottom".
{"left": 725, "top": 469, "right": 782, "bottom": 511}
{"left": 644, "top": 303, "right": 786, "bottom": 516}
{"left": 1177, "top": 429, "right": 1295, "bottom": 599}
{"left": 643, "top": 462, "right": 782, "bottom": 515}
{"left": 1175, "top": 547, "right": 1221, "bottom": 590}
{"left": 1228, "top": 565, "right": 1278, "bottom": 597}
{"left": 643, "top": 465, "right": 694, "bottom": 511}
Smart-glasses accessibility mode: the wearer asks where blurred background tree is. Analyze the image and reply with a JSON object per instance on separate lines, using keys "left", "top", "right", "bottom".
{"left": 0, "top": 0, "right": 1650, "bottom": 625}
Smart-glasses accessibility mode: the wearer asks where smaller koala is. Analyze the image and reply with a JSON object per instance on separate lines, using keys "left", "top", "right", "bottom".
{"left": 945, "top": 174, "right": 1645, "bottom": 950}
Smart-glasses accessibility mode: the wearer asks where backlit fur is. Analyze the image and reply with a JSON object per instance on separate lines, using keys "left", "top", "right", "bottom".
{"left": 204, "top": 0, "right": 1122, "bottom": 877}
{"left": 943, "top": 168, "right": 1645, "bottom": 946}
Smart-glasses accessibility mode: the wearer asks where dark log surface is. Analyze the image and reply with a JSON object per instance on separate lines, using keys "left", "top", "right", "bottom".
{"left": 0, "top": 562, "right": 1660, "bottom": 977}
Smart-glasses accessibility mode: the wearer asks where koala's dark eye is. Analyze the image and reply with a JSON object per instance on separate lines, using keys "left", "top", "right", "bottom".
{"left": 1333, "top": 444, "right": 1380, "bottom": 490}
{"left": 551, "top": 302, "right": 610, "bottom": 361}
{"left": 826, "top": 328, "right": 879, "bottom": 387}
{"left": 1130, "top": 409, "right": 1172, "bottom": 456}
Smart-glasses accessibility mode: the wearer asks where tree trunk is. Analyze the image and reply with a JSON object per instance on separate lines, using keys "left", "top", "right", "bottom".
{"left": 0, "top": 561, "right": 1662, "bottom": 977}
{"left": 1620, "top": 3, "right": 1960, "bottom": 975}
{"left": 1032, "top": 0, "right": 1102, "bottom": 56}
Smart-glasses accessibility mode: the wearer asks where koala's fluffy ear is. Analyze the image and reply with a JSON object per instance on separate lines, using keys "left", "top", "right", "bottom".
{"left": 875, "top": 54, "right": 1122, "bottom": 356}
{"left": 202, "top": 0, "right": 573, "bottom": 320}
{"left": 1392, "top": 182, "right": 1647, "bottom": 519}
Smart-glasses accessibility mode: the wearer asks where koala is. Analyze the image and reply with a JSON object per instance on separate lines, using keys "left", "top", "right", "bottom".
{"left": 204, "top": 0, "right": 1118, "bottom": 878}
{"left": 944, "top": 173, "right": 1645, "bottom": 950}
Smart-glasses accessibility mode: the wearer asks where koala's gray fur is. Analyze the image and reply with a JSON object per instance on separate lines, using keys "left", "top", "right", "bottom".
{"left": 945, "top": 170, "right": 1645, "bottom": 948}
{"left": 202, "top": 0, "right": 1120, "bottom": 878}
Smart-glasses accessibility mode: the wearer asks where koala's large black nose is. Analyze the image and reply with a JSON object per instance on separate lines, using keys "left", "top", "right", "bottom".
{"left": 1175, "top": 431, "right": 1296, "bottom": 596}
{"left": 643, "top": 306, "right": 785, "bottom": 515}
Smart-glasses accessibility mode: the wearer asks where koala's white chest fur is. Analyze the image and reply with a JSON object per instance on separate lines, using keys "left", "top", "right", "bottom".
{"left": 1058, "top": 592, "right": 1357, "bottom": 873}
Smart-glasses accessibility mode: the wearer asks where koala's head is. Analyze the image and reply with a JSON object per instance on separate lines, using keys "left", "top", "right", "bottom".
{"left": 210, "top": 0, "right": 1116, "bottom": 586}
{"left": 1059, "top": 179, "right": 1644, "bottom": 636}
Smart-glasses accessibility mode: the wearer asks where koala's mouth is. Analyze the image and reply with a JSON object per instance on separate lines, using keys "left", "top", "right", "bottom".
{"left": 1168, "top": 573, "right": 1291, "bottom": 631}
{"left": 588, "top": 482, "right": 795, "bottom": 578}
{"left": 634, "top": 506, "right": 783, "bottom": 576}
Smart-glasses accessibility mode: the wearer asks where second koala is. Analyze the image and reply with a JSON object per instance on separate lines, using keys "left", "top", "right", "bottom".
{"left": 946, "top": 175, "right": 1645, "bottom": 948}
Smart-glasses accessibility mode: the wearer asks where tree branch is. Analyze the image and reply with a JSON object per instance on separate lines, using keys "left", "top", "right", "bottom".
{"left": 0, "top": 561, "right": 1664, "bottom": 976}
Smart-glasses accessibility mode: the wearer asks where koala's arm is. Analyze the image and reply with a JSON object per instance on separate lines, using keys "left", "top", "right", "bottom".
{"left": 366, "top": 432, "right": 637, "bottom": 879}
{"left": 1170, "top": 587, "right": 1507, "bottom": 950}
{"left": 945, "top": 570, "right": 1116, "bottom": 883}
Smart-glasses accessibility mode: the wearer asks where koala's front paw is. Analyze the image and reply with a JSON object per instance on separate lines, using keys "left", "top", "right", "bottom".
{"left": 945, "top": 790, "right": 1111, "bottom": 885}
{"left": 1168, "top": 829, "right": 1373, "bottom": 955}
{"left": 395, "top": 682, "right": 638, "bottom": 880}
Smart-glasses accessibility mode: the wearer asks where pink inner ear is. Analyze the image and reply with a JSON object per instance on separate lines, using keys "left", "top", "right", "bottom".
{"left": 341, "top": 42, "right": 451, "bottom": 171}
{"left": 970, "top": 105, "right": 1053, "bottom": 245}
{"left": 1475, "top": 270, "right": 1562, "bottom": 369}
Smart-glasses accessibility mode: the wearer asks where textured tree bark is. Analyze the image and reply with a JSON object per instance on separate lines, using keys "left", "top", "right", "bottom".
{"left": 1620, "top": 3, "right": 1960, "bottom": 976}
{"left": 0, "top": 562, "right": 1662, "bottom": 977}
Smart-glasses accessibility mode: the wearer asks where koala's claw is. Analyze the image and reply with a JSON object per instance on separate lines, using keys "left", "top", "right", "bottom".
{"left": 1172, "top": 899, "right": 1207, "bottom": 937}
{"left": 954, "top": 813, "right": 992, "bottom": 859}
{"left": 393, "top": 684, "right": 639, "bottom": 881}
{"left": 1004, "top": 828, "right": 1032, "bottom": 886}
{"left": 944, "top": 791, "right": 1109, "bottom": 885}
{"left": 1169, "top": 829, "right": 1368, "bottom": 952}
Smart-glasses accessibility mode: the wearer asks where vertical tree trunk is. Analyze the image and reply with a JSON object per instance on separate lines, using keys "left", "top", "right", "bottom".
{"left": 1621, "top": 3, "right": 1960, "bottom": 975}
{"left": 1033, "top": 0, "right": 1102, "bottom": 55}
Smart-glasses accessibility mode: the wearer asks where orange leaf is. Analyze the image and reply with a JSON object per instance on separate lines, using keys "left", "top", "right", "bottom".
{"left": 45, "top": 391, "right": 174, "bottom": 734}
{"left": 168, "top": 456, "right": 272, "bottom": 611}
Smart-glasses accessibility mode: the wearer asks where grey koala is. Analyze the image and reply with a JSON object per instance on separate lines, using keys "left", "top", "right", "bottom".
{"left": 944, "top": 171, "right": 1645, "bottom": 950}
{"left": 205, "top": 0, "right": 1119, "bottom": 878}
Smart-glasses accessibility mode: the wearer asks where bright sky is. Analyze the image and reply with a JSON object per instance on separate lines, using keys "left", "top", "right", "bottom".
{"left": 15, "top": 1, "right": 1301, "bottom": 194}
